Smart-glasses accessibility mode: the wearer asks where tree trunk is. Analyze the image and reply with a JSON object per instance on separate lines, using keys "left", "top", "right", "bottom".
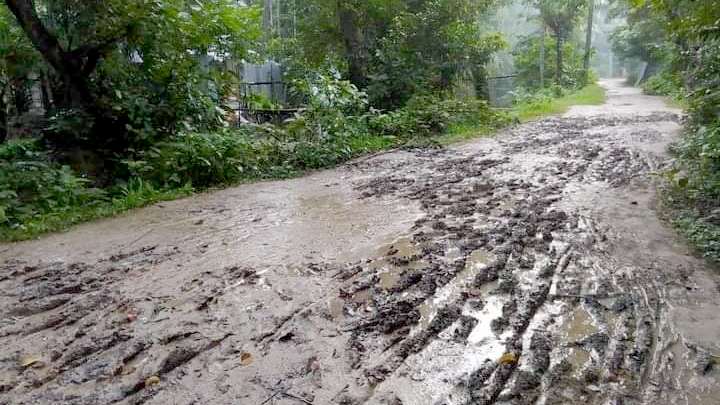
{"left": 263, "top": 0, "right": 273, "bottom": 42}
{"left": 40, "top": 74, "right": 52, "bottom": 113}
{"left": 0, "top": 88, "right": 6, "bottom": 144}
{"left": 11, "top": 75, "right": 29, "bottom": 115}
{"left": 555, "top": 34, "right": 563, "bottom": 85}
{"left": 338, "top": 5, "right": 368, "bottom": 88}
{"left": 4, "top": 0, "right": 93, "bottom": 107}
{"left": 583, "top": 0, "right": 594, "bottom": 86}
{"left": 539, "top": 27, "right": 545, "bottom": 88}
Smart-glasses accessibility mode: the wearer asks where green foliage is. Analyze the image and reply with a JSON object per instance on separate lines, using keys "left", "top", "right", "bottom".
{"left": 0, "top": 139, "right": 106, "bottom": 228}
{"left": 0, "top": 0, "right": 263, "bottom": 155}
{"left": 244, "top": 92, "right": 282, "bottom": 110}
{"left": 514, "top": 35, "right": 586, "bottom": 90}
{"left": 613, "top": 0, "right": 720, "bottom": 261}
{"left": 511, "top": 84, "right": 605, "bottom": 120}
{"left": 0, "top": 139, "right": 193, "bottom": 241}
{"left": 375, "top": 95, "right": 512, "bottom": 137}
{"left": 640, "top": 71, "right": 684, "bottom": 100}
{"left": 123, "top": 77, "right": 513, "bottom": 191}
{"left": 283, "top": 0, "right": 506, "bottom": 108}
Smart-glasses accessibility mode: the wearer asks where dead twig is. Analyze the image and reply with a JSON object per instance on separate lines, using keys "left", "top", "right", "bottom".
{"left": 259, "top": 391, "right": 280, "bottom": 405}
{"left": 281, "top": 391, "right": 314, "bottom": 405}
{"left": 331, "top": 384, "right": 350, "bottom": 402}
{"left": 125, "top": 229, "right": 154, "bottom": 248}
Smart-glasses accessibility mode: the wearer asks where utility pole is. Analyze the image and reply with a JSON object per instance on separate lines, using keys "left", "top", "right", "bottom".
{"left": 583, "top": 0, "right": 595, "bottom": 85}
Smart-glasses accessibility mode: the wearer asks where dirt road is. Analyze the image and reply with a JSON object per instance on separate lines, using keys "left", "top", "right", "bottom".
{"left": 2, "top": 79, "right": 720, "bottom": 405}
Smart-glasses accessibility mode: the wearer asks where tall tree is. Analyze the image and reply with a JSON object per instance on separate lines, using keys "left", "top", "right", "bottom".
{"left": 3, "top": 0, "right": 120, "bottom": 108}
{"left": 2, "top": 0, "right": 261, "bottom": 163}
{"left": 532, "top": 0, "right": 587, "bottom": 84}
{"left": 338, "top": 2, "right": 369, "bottom": 87}
{"left": 583, "top": 0, "right": 594, "bottom": 85}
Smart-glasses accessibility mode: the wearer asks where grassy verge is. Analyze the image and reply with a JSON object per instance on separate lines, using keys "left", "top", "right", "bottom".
{"left": 0, "top": 179, "right": 193, "bottom": 243}
{"left": 436, "top": 84, "right": 607, "bottom": 145}
{"left": 514, "top": 84, "right": 606, "bottom": 121}
{"left": 664, "top": 97, "right": 688, "bottom": 110}
{"left": 663, "top": 184, "right": 720, "bottom": 265}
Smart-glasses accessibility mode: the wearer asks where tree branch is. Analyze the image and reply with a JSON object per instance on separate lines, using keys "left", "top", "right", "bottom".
{"left": 4, "top": 0, "right": 77, "bottom": 76}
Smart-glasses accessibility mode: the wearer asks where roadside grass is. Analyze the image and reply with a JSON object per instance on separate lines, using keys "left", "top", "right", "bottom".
{"left": 514, "top": 84, "right": 606, "bottom": 121}
{"left": 0, "top": 180, "right": 192, "bottom": 242}
{"left": 0, "top": 84, "right": 605, "bottom": 243}
{"left": 662, "top": 184, "right": 720, "bottom": 265}
{"left": 436, "top": 83, "right": 607, "bottom": 145}
{"left": 664, "top": 97, "right": 688, "bottom": 110}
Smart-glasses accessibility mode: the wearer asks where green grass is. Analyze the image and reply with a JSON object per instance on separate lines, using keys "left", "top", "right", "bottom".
{"left": 434, "top": 123, "right": 502, "bottom": 146}
{"left": 435, "top": 84, "right": 607, "bottom": 146}
{"left": 0, "top": 180, "right": 193, "bottom": 242}
{"left": 664, "top": 97, "right": 688, "bottom": 109}
{"left": 515, "top": 84, "right": 607, "bottom": 121}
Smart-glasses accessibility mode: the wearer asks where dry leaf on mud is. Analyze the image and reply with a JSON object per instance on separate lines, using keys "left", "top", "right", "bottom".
{"left": 145, "top": 376, "right": 160, "bottom": 387}
{"left": 498, "top": 353, "right": 519, "bottom": 364}
{"left": 125, "top": 308, "right": 139, "bottom": 323}
{"left": 306, "top": 356, "right": 320, "bottom": 373}
{"left": 19, "top": 355, "right": 42, "bottom": 368}
{"left": 240, "top": 352, "right": 253, "bottom": 365}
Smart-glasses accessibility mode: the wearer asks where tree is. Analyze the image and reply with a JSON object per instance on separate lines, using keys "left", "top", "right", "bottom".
{"left": 582, "top": 0, "right": 594, "bottom": 85}
{"left": 1, "top": 0, "right": 261, "bottom": 163}
{"left": 531, "top": 0, "right": 587, "bottom": 84}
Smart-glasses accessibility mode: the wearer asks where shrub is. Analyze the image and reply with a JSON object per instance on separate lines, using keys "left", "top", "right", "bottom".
{"left": 0, "top": 139, "right": 107, "bottom": 228}
{"left": 641, "top": 72, "right": 684, "bottom": 99}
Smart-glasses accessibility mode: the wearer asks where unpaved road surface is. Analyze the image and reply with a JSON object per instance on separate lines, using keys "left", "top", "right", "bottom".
{"left": 2, "top": 79, "right": 720, "bottom": 405}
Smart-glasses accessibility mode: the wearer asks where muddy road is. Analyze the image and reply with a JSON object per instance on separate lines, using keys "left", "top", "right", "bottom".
{"left": 2, "top": 79, "right": 720, "bottom": 405}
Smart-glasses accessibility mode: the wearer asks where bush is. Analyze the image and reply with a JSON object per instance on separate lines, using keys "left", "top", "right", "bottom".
{"left": 373, "top": 95, "right": 512, "bottom": 137}
{"left": 0, "top": 139, "right": 107, "bottom": 228}
{"left": 641, "top": 72, "right": 684, "bottom": 99}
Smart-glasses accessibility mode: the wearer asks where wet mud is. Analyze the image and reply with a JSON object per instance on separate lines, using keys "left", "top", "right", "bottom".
{"left": 2, "top": 80, "right": 720, "bottom": 405}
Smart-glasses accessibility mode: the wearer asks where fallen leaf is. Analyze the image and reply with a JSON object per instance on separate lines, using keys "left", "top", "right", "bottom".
{"left": 306, "top": 356, "right": 320, "bottom": 373}
{"left": 498, "top": 352, "right": 519, "bottom": 365}
{"left": 145, "top": 376, "right": 160, "bottom": 387}
{"left": 125, "top": 308, "right": 139, "bottom": 323}
{"left": 19, "top": 355, "right": 42, "bottom": 368}
{"left": 240, "top": 352, "right": 253, "bottom": 365}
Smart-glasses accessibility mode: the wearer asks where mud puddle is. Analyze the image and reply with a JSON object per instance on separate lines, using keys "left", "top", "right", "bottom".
{"left": 2, "top": 79, "right": 720, "bottom": 405}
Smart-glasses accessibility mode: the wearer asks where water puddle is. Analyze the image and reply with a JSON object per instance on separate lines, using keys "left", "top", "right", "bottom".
{"left": 457, "top": 249, "right": 492, "bottom": 286}
{"left": 466, "top": 296, "right": 505, "bottom": 345}
{"left": 418, "top": 300, "right": 435, "bottom": 330}
{"left": 560, "top": 307, "right": 599, "bottom": 342}
{"left": 382, "top": 237, "right": 418, "bottom": 259}
{"left": 466, "top": 250, "right": 491, "bottom": 269}
{"left": 464, "top": 296, "right": 509, "bottom": 362}
{"left": 164, "top": 299, "right": 187, "bottom": 309}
